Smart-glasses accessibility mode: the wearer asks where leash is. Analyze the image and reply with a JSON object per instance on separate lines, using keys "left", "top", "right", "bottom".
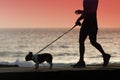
{"left": 35, "top": 25, "right": 77, "bottom": 54}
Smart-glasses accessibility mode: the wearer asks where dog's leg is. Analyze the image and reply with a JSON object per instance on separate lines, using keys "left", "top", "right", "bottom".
{"left": 48, "top": 62, "right": 53, "bottom": 69}
{"left": 35, "top": 64, "right": 39, "bottom": 69}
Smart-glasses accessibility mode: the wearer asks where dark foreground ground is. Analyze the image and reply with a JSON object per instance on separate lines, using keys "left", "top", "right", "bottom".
{"left": 0, "top": 64, "right": 120, "bottom": 79}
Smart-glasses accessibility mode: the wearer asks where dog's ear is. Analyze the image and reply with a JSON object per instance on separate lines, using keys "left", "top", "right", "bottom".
{"left": 28, "top": 52, "right": 33, "bottom": 56}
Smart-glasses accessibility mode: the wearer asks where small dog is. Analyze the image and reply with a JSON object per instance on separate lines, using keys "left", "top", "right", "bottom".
{"left": 25, "top": 52, "right": 53, "bottom": 69}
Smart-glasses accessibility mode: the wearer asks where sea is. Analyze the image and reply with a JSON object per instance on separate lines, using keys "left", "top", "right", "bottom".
{"left": 0, "top": 28, "right": 120, "bottom": 67}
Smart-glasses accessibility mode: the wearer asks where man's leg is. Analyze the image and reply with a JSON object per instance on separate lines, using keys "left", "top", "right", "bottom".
{"left": 72, "top": 29, "right": 87, "bottom": 68}
{"left": 79, "top": 29, "right": 87, "bottom": 61}
{"left": 89, "top": 30, "right": 111, "bottom": 66}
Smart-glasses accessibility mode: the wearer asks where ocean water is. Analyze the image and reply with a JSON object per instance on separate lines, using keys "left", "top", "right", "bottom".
{"left": 0, "top": 28, "right": 120, "bottom": 67}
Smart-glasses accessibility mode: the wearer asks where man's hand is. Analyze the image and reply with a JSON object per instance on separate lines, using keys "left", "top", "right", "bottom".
{"left": 75, "top": 21, "right": 81, "bottom": 26}
{"left": 75, "top": 10, "right": 83, "bottom": 15}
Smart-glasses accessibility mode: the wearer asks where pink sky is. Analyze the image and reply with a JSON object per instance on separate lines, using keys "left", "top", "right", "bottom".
{"left": 0, "top": 0, "right": 120, "bottom": 29}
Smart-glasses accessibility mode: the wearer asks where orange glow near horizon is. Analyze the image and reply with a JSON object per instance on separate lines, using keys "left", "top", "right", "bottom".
{"left": 0, "top": 0, "right": 120, "bottom": 29}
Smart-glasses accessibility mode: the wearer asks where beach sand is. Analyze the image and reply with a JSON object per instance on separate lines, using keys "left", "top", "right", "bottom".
{"left": 0, "top": 63, "right": 120, "bottom": 79}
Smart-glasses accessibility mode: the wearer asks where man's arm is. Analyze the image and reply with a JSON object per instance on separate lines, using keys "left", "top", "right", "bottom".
{"left": 75, "top": 10, "right": 84, "bottom": 14}
{"left": 76, "top": 14, "right": 84, "bottom": 21}
{"left": 75, "top": 9, "right": 84, "bottom": 26}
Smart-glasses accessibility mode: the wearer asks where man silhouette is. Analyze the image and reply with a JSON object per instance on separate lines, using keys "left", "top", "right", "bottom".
{"left": 72, "top": 0, "right": 111, "bottom": 68}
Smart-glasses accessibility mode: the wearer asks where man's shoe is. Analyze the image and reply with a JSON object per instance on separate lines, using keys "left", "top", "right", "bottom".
{"left": 71, "top": 61, "right": 86, "bottom": 68}
{"left": 103, "top": 53, "right": 111, "bottom": 66}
